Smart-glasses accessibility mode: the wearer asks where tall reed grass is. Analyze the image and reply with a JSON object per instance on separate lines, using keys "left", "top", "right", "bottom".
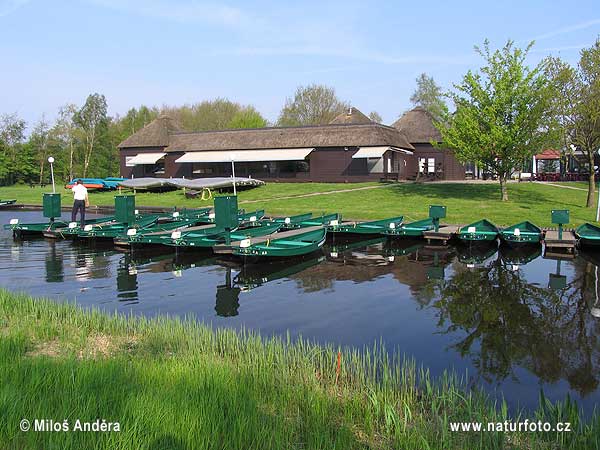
{"left": 0, "top": 289, "right": 598, "bottom": 449}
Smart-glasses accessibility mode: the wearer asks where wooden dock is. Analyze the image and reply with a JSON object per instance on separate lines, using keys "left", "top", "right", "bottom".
{"left": 423, "top": 225, "right": 461, "bottom": 245}
{"left": 213, "top": 226, "right": 323, "bottom": 255}
{"left": 543, "top": 229, "right": 577, "bottom": 253}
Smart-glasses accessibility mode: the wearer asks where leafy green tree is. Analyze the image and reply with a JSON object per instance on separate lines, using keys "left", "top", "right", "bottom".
{"left": 51, "top": 104, "right": 80, "bottom": 181}
{"left": 162, "top": 99, "right": 242, "bottom": 131}
{"left": 227, "top": 107, "right": 267, "bottom": 129}
{"left": 30, "top": 115, "right": 51, "bottom": 184}
{"left": 410, "top": 73, "right": 447, "bottom": 122}
{"left": 74, "top": 93, "right": 108, "bottom": 177}
{"left": 437, "top": 40, "right": 555, "bottom": 201}
{"left": 368, "top": 111, "right": 383, "bottom": 123}
{"left": 0, "top": 113, "right": 26, "bottom": 184}
{"left": 277, "top": 84, "right": 350, "bottom": 126}
{"left": 547, "top": 39, "right": 600, "bottom": 207}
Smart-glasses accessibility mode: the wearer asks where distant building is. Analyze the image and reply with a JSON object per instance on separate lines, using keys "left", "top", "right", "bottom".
{"left": 118, "top": 106, "right": 466, "bottom": 182}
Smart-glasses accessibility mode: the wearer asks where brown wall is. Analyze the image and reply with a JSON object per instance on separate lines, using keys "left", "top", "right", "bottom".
{"left": 406, "top": 144, "right": 465, "bottom": 180}
{"left": 121, "top": 146, "right": 414, "bottom": 182}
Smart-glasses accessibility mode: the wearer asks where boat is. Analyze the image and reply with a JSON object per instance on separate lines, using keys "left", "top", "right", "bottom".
{"left": 65, "top": 177, "right": 125, "bottom": 190}
{"left": 328, "top": 216, "right": 404, "bottom": 236}
{"left": 280, "top": 213, "right": 341, "bottom": 229}
{"left": 499, "top": 221, "right": 542, "bottom": 245}
{"left": 113, "top": 219, "right": 205, "bottom": 247}
{"left": 171, "top": 222, "right": 283, "bottom": 249}
{"left": 230, "top": 226, "right": 327, "bottom": 258}
{"left": 43, "top": 215, "right": 117, "bottom": 239}
{"left": 5, "top": 218, "right": 69, "bottom": 238}
{"left": 76, "top": 214, "right": 161, "bottom": 240}
{"left": 576, "top": 222, "right": 600, "bottom": 247}
{"left": 0, "top": 199, "right": 16, "bottom": 208}
{"left": 457, "top": 219, "right": 499, "bottom": 242}
{"left": 385, "top": 217, "right": 435, "bottom": 237}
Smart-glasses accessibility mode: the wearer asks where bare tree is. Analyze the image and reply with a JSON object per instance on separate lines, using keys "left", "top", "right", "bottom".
{"left": 277, "top": 84, "right": 350, "bottom": 126}
{"left": 54, "top": 104, "right": 79, "bottom": 180}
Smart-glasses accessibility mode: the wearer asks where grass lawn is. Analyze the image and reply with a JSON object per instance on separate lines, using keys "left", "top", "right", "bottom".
{"left": 1, "top": 181, "right": 598, "bottom": 227}
{"left": 1, "top": 289, "right": 598, "bottom": 450}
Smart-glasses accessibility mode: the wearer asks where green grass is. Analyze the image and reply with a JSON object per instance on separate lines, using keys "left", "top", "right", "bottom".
{"left": 1, "top": 289, "right": 598, "bottom": 450}
{"left": 1, "top": 181, "right": 599, "bottom": 226}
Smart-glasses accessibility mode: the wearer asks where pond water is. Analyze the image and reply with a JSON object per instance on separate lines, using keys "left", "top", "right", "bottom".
{"left": 1, "top": 210, "right": 599, "bottom": 415}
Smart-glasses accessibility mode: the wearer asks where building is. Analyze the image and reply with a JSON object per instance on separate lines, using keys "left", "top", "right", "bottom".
{"left": 392, "top": 107, "right": 465, "bottom": 180}
{"left": 118, "top": 106, "right": 466, "bottom": 182}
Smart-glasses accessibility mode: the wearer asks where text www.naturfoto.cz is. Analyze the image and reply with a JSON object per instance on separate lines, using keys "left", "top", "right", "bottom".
{"left": 450, "top": 420, "right": 571, "bottom": 433}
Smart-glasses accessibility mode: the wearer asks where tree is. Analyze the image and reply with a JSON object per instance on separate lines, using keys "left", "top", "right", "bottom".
{"left": 227, "top": 107, "right": 268, "bottom": 129}
{"left": 74, "top": 93, "right": 108, "bottom": 177}
{"left": 30, "top": 115, "right": 51, "bottom": 184}
{"left": 161, "top": 98, "right": 243, "bottom": 131}
{"left": 437, "top": 40, "right": 555, "bottom": 201}
{"left": 277, "top": 84, "right": 350, "bottom": 126}
{"left": 368, "top": 111, "right": 383, "bottom": 123}
{"left": 547, "top": 39, "right": 600, "bottom": 207}
{"left": 0, "top": 113, "right": 26, "bottom": 184}
{"left": 53, "top": 104, "right": 80, "bottom": 180}
{"left": 410, "top": 73, "right": 447, "bottom": 122}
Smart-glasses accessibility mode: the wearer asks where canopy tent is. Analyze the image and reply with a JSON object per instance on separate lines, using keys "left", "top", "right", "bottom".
{"left": 127, "top": 153, "right": 165, "bottom": 165}
{"left": 174, "top": 148, "right": 314, "bottom": 163}
{"left": 352, "top": 146, "right": 412, "bottom": 159}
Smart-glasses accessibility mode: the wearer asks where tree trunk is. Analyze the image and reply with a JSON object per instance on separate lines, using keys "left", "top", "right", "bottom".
{"left": 587, "top": 169, "right": 595, "bottom": 208}
{"left": 39, "top": 163, "right": 44, "bottom": 184}
{"left": 69, "top": 141, "right": 74, "bottom": 180}
{"left": 499, "top": 175, "right": 509, "bottom": 201}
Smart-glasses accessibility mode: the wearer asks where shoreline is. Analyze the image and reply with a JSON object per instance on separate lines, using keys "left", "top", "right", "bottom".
{"left": 1, "top": 289, "right": 598, "bottom": 449}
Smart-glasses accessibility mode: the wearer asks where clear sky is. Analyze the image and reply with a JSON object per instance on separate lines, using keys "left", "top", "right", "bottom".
{"left": 1, "top": 0, "right": 599, "bottom": 127}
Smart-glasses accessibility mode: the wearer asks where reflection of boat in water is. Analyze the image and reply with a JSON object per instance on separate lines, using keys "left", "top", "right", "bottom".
{"left": 327, "top": 236, "right": 387, "bottom": 257}
{"left": 384, "top": 239, "right": 424, "bottom": 258}
{"left": 499, "top": 244, "right": 542, "bottom": 266}
{"left": 456, "top": 242, "right": 498, "bottom": 266}
{"left": 233, "top": 255, "right": 326, "bottom": 291}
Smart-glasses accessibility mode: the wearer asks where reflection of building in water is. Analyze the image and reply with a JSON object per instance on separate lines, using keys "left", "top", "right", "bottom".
{"left": 45, "top": 240, "right": 64, "bottom": 283}
{"left": 72, "top": 246, "right": 112, "bottom": 281}
{"left": 116, "top": 254, "right": 138, "bottom": 302}
{"left": 215, "top": 269, "right": 240, "bottom": 317}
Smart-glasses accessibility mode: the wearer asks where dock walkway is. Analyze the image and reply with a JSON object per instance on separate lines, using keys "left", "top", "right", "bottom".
{"left": 423, "top": 225, "right": 462, "bottom": 245}
{"left": 543, "top": 229, "right": 577, "bottom": 252}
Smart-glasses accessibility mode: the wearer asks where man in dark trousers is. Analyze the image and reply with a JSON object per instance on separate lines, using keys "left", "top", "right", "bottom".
{"left": 71, "top": 179, "right": 88, "bottom": 226}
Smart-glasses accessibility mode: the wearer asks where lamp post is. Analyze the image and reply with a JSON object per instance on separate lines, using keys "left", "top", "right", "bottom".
{"left": 47, "top": 156, "right": 56, "bottom": 193}
{"left": 230, "top": 154, "right": 237, "bottom": 196}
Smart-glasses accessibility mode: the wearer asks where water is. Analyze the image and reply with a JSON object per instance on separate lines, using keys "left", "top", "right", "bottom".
{"left": 2, "top": 210, "right": 600, "bottom": 415}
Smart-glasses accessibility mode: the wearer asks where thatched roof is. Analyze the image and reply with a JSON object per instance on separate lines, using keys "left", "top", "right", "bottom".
{"left": 392, "top": 107, "right": 442, "bottom": 143}
{"left": 165, "top": 123, "right": 414, "bottom": 152}
{"left": 118, "top": 115, "right": 182, "bottom": 148}
{"left": 329, "top": 107, "right": 372, "bottom": 125}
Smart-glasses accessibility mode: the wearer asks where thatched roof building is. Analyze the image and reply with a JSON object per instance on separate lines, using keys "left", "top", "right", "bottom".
{"left": 329, "top": 107, "right": 373, "bottom": 125}
{"left": 392, "top": 107, "right": 442, "bottom": 143}
{"left": 118, "top": 115, "right": 182, "bottom": 148}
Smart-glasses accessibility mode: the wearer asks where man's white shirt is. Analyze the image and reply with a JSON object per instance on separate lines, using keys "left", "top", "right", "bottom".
{"left": 72, "top": 184, "right": 88, "bottom": 201}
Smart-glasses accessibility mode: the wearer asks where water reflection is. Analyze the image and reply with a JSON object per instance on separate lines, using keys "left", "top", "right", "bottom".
{"left": 3, "top": 211, "right": 600, "bottom": 414}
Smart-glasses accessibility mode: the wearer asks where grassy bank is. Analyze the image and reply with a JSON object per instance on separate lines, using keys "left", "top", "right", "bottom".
{"left": 1, "top": 289, "right": 598, "bottom": 449}
{"left": 0, "top": 181, "right": 598, "bottom": 227}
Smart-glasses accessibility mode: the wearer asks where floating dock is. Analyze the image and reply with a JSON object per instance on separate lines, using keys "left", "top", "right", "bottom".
{"left": 423, "top": 225, "right": 461, "bottom": 245}
{"left": 543, "top": 228, "right": 577, "bottom": 253}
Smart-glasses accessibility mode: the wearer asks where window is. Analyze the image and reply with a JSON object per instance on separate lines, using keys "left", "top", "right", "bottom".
{"left": 428, "top": 158, "right": 435, "bottom": 174}
{"left": 418, "top": 157, "right": 426, "bottom": 173}
{"left": 125, "top": 157, "right": 135, "bottom": 167}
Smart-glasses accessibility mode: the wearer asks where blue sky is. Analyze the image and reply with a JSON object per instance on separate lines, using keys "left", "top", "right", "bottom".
{"left": 1, "top": 0, "right": 599, "bottom": 127}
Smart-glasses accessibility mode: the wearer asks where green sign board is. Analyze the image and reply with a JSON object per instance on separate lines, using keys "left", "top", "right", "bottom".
{"left": 214, "top": 196, "right": 239, "bottom": 229}
{"left": 551, "top": 209, "right": 569, "bottom": 225}
{"left": 115, "top": 194, "right": 136, "bottom": 224}
{"left": 42, "top": 193, "right": 61, "bottom": 219}
{"left": 429, "top": 205, "right": 447, "bottom": 220}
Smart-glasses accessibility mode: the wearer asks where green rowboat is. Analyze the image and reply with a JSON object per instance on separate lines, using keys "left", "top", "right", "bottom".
{"left": 43, "top": 216, "right": 117, "bottom": 239}
{"left": 384, "top": 217, "right": 435, "bottom": 237}
{"left": 284, "top": 213, "right": 341, "bottom": 229}
{"left": 499, "top": 221, "right": 542, "bottom": 245}
{"left": 77, "top": 215, "right": 161, "bottom": 240}
{"left": 328, "top": 216, "right": 404, "bottom": 236}
{"left": 5, "top": 218, "right": 69, "bottom": 238}
{"left": 167, "top": 222, "right": 283, "bottom": 249}
{"left": 231, "top": 226, "right": 327, "bottom": 258}
{"left": 458, "top": 219, "right": 499, "bottom": 242}
{"left": 576, "top": 223, "right": 600, "bottom": 247}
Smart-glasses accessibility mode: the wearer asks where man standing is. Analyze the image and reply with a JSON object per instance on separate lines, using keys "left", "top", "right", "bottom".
{"left": 72, "top": 179, "right": 88, "bottom": 226}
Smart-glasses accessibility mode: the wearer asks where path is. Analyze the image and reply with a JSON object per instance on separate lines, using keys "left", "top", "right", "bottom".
{"left": 537, "top": 182, "right": 589, "bottom": 192}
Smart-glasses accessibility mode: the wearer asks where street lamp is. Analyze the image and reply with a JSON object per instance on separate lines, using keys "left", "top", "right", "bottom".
{"left": 47, "top": 156, "right": 56, "bottom": 193}
{"left": 230, "top": 154, "right": 237, "bottom": 196}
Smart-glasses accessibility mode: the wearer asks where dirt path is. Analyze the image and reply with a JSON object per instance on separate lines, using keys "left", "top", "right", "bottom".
{"left": 537, "top": 182, "right": 589, "bottom": 191}
{"left": 238, "top": 183, "right": 393, "bottom": 204}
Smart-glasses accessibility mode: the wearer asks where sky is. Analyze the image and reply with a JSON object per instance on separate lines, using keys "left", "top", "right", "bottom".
{"left": 1, "top": 0, "right": 599, "bottom": 128}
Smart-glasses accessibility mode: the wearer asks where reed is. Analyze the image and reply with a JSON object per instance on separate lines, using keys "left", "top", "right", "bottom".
{"left": 0, "top": 289, "right": 598, "bottom": 449}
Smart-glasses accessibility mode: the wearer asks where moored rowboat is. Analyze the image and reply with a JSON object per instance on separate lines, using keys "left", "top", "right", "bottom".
{"left": 499, "top": 221, "right": 542, "bottom": 245}
{"left": 385, "top": 217, "right": 434, "bottom": 238}
{"left": 458, "top": 219, "right": 499, "bottom": 242}
{"left": 328, "top": 216, "right": 404, "bottom": 236}
{"left": 576, "top": 222, "right": 600, "bottom": 247}
{"left": 230, "top": 226, "right": 327, "bottom": 258}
